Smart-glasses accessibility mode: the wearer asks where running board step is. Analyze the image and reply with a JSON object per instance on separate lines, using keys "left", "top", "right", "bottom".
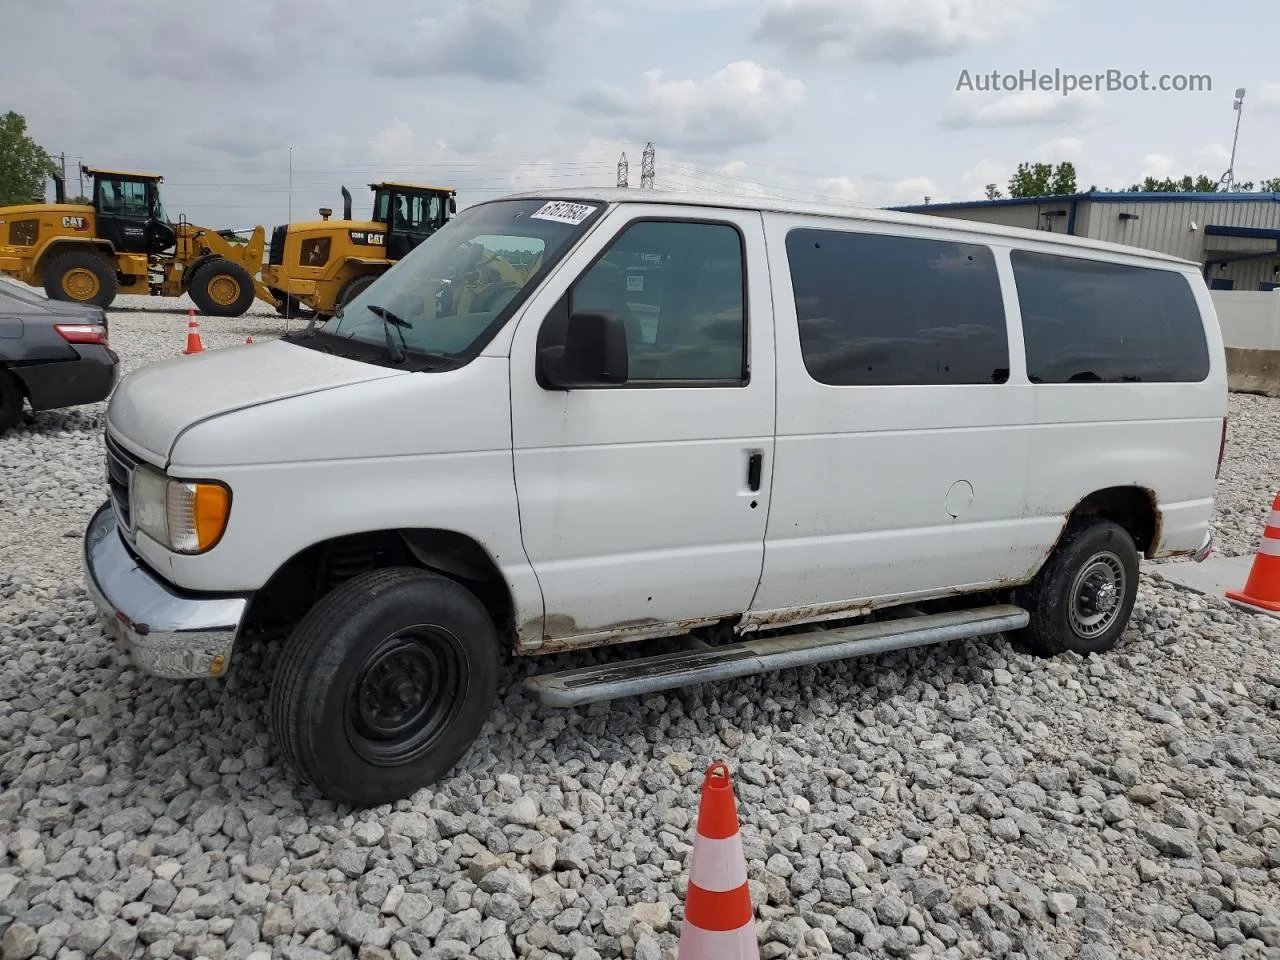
{"left": 524, "top": 603, "right": 1029, "bottom": 708}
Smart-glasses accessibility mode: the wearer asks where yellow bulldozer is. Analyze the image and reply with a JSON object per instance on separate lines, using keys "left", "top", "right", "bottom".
{"left": 260, "top": 181, "right": 458, "bottom": 318}
{"left": 0, "top": 165, "right": 272, "bottom": 315}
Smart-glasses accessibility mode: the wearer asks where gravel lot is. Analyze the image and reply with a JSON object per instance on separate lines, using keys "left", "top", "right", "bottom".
{"left": 2, "top": 292, "right": 1279, "bottom": 960}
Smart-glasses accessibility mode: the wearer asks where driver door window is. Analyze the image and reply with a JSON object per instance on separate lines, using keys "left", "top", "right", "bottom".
{"left": 552, "top": 219, "right": 747, "bottom": 384}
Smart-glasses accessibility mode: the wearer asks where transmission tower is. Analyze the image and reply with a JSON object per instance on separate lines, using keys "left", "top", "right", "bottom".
{"left": 640, "top": 142, "right": 655, "bottom": 189}
{"left": 616, "top": 152, "right": 629, "bottom": 188}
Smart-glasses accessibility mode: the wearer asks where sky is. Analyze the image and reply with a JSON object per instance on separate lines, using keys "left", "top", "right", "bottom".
{"left": 4, "top": 0, "right": 1278, "bottom": 232}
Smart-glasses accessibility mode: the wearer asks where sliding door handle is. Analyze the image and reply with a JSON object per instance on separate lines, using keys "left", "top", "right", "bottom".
{"left": 747, "top": 452, "right": 763, "bottom": 492}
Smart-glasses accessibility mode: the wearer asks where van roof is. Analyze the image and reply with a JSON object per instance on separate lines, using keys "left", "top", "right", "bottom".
{"left": 499, "top": 187, "right": 1199, "bottom": 268}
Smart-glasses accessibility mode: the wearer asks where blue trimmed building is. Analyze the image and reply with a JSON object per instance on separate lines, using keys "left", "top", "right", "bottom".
{"left": 892, "top": 192, "right": 1280, "bottom": 293}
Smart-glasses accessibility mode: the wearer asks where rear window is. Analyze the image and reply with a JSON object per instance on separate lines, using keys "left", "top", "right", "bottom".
{"left": 785, "top": 228, "right": 1009, "bottom": 386}
{"left": 1010, "top": 251, "right": 1210, "bottom": 383}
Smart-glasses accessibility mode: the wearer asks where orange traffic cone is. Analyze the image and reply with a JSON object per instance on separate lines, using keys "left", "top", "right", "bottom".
{"left": 1226, "top": 490, "right": 1280, "bottom": 616}
{"left": 679, "top": 763, "right": 759, "bottom": 959}
{"left": 183, "top": 310, "right": 204, "bottom": 355}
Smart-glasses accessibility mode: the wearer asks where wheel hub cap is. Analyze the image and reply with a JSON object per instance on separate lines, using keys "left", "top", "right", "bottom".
{"left": 344, "top": 626, "right": 466, "bottom": 767}
{"left": 209, "top": 276, "right": 239, "bottom": 305}
{"left": 1069, "top": 552, "right": 1126, "bottom": 639}
{"left": 64, "top": 268, "right": 99, "bottom": 300}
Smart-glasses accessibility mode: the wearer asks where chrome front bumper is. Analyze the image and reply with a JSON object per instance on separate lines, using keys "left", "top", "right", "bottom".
{"left": 1193, "top": 529, "right": 1214, "bottom": 563}
{"left": 82, "top": 502, "right": 250, "bottom": 679}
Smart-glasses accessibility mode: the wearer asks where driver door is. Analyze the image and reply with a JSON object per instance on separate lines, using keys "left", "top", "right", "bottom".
{"left": 94, "top": 177, "right": 150, "bottom": 254}
{"left": 507, "top": 205, "right": 776, "bottom": 648}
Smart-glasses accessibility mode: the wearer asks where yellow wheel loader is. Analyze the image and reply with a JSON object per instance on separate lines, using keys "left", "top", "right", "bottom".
{"left": 260, "top": 182, "right": 458, "bottom": 318}
{"left": 0, "top": 166, "right": 272, "bottom": 316}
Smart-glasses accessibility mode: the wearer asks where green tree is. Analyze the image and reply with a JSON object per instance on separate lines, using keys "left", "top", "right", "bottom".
{"left": 1262, "top": 177, "right": 1280, "bottom": 192}
{"left": 1125, "top": 174, "right": 1220, "bottom": 192}
{"left": 0, "top": 111, "right": 57, "bottom": 205}
{"left": 1007, "top": 161, "right": 1077, "bottom": 198}
{"left": 1048, "top": 161, "right": 1077, "bottom": 195}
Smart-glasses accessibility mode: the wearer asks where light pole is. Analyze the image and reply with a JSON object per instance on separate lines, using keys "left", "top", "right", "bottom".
{"left": 1219, "top": 87, "right": 1245, "bottom": 191}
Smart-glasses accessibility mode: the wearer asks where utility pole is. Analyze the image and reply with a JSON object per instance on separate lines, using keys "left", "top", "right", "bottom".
{"left": 78, "top": 162, "right": 84, "bottom": 202}
{"left": 1219, "top": 88, "right": 1246, "bottom": 191}
{"left": 288, "top": 146, "right": 293, "bottom": 223}
{"left": 640, "top": 142, "right": 655, "bottom": 189}
{"left": 60, "top": 152, "right": 66, "bottom": 196}
{"left": 617, "top": 152, "right": 629, "bottom": 188}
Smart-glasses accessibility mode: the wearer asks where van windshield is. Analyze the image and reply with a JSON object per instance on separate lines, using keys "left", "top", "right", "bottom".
{"left": 311, "top": 198, "right": 604, "bottom": 368}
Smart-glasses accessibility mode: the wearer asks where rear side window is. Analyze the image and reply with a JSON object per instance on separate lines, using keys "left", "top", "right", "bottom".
{"left": 786, "top": 228, "right": 1009, "bottom": 386}
{"left": 1011, "top": 251, "right": 1210, "bottom": 383}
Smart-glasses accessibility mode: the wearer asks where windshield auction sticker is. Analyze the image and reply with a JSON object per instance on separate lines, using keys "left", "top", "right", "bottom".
{"left": 530, "top": 201, "right": 596, "bottom": 225}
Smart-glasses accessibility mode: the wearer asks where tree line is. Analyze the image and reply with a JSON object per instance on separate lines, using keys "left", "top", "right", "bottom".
{"left": 989, "top": 161, "right": 1280, "bottom": 200}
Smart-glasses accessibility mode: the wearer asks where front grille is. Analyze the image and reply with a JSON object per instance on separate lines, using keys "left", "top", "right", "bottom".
{"left": 104, "top": 431, "right": 136, "bottom": 532}
{"left": 268, "top": 224, "right": 287, "bottom": 266}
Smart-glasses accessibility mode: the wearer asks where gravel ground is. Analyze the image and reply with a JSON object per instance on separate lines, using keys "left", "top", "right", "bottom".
{"left": 2, "top": 293, "right": 1280, "bottom": 960}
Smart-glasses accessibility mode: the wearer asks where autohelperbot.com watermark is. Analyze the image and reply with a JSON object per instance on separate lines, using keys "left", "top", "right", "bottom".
{"left": 956, "top": 68, "right": 1212, "bottom": 96}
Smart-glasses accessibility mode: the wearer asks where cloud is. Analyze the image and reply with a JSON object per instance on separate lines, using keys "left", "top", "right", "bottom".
{"left": 1197, "top": 143, "right": 1230, "bottom": 168}
{"left": 1034, "top": 137, "right": 1084, "bottom": 159}
{"left": 374, "top": 0, "right": 574, "bottom": 82}
{"left": 577, "top": 61, "right": 807, "bottom": 152}
{"left": 1140, "top": 153, "right": 1177, "bottom": 179}
{"left": 756, "top": 0, "right": 1047, "bottom": 64}
{"left": 960, "top": 159, "right": 1012, "bottom": 197}
{"left": 1254, "top": 82, "right": 1280, "bottom": 113}
{"left": 944, "top": 90, "right": 1100, "bottom": 128}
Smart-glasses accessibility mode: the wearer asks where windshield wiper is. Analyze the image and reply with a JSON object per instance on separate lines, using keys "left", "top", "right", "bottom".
{"left": 367, "top": 304, "right": 409, "bottom": 364}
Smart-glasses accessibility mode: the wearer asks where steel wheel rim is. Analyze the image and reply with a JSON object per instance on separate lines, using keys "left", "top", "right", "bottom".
{"left": 63, "top": 268, "right": 99, "bottom": 300}
{"left": 208, "top": 275, "right": 240, "bottom": 306}
{"left": 1069, "top": 550, "right": 1126, "bottom": 639}
{"left": 345, "top": 625, "right": 467, "bottom": 767}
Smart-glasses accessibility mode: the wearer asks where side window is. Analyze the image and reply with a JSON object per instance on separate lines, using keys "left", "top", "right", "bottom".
{"left": 554, "top": 219, "right": 746, "bottom": 383}
{"left": 98, "top": 179, "right": 147, "bottom": 216}
{"left": 786, "top": 228, "right": 1009, "bottom": 386}
{"left": 1011, "top": 250, "right": 1210, "bottom": 383}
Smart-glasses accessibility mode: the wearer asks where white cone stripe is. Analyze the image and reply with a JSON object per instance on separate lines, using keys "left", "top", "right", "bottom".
{"left": 688, "top": 832, "right": 748, "bottom": 892}
{"left": 1259, "top": 536, "right": 1280, "bottom": 557}
{"left": 679, "top": 918, "right": 760, "bottom": 958}
{"left": 1269, "top": 510, "right": 1280, "bottom": 528}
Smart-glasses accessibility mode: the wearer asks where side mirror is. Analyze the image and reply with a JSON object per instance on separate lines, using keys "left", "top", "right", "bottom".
{"left": 537, "top": 312, "right": 629, "bottom": 389}
{"left": 448, "top": 197, "right": 458, "bottom": 216}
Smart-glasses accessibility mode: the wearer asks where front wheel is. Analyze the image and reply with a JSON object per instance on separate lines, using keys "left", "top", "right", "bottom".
{"left": 336, "top": 273, "right": 378, "bottom": 312}
{"left": 1015, "top": 519, "right": 1139, "bottom": 656}
{"left": 189, "top": 259, "right": 256, "bottom": 317}
{"left": 268, "top": 567, "right": 498, "bottom": 806}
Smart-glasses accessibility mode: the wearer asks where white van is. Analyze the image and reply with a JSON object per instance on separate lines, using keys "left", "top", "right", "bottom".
{"left": 84, "top": 189, "right": 1227, "bottom": 806}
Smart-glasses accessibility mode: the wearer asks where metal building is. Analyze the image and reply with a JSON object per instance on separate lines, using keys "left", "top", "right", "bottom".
{"left": 892, "top": 192, "right": 1280, "bottom": 292}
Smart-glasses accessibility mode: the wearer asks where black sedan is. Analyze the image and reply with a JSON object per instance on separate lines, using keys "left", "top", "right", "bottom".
{"left": 0, "top": 280, "right": 119, "bottom": 435}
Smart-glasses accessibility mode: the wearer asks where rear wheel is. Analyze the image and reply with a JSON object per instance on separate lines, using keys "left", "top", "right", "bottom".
{"left": 43, "top": 250, "right": 117, "bottom": 308}
{"left": 268, "top": 567, "right": 499, "bottom": 807}
{"left": 189, "top": 259, "right": 256, "bottom": 317}
{"left": 0, "top": 370, "right": 24, "bottom": 435}
{"left": 1015, "top": 519, "right": 1139, "bottom": 656}
{"left": 336, "top": 273, "right": 378, "bottom": 312}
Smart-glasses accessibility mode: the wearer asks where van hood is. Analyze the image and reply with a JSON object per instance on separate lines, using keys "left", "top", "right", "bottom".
{"left": 107, "top": 338, "right": 408, "bottom": 463}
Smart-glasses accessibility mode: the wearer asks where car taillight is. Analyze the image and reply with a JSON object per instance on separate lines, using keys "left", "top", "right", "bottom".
{"left": 54, "top": 323, "right": 108, "bottom": 345}
{"left": 1216, "top": 416, "right": 1228, "bottom": 478}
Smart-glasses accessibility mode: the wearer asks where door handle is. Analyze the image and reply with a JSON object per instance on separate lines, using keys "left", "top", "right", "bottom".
{"left": 747, "top": 452, "right": 763, "bottom": 492}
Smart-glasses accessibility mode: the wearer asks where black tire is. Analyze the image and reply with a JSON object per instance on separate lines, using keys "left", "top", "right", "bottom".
{"left": 1014, "top": 519, "right": 1139, "bottom": 657}
{"left": 43, "top": 250, "right": 118, "bottom": 308}
{"left": 336, "top": 273, "right": 378, "bottom": 311}
{"left": 0, "top": 370, "right": 24, "bottom": 435}
{"left": 189, "top": 259, "right": 256, "bottom": 317}
{"left": 269, "top": 567, "right": 499, "bottom": 806}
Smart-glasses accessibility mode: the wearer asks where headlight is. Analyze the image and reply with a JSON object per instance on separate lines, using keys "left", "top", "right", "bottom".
{"left": 129, "top": 463, "right": 231, "bottom": 554}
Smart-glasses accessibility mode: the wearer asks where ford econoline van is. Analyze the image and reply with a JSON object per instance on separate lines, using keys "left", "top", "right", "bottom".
{"left": 83, "top": 189, "right": 1227, "bottom": 806}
